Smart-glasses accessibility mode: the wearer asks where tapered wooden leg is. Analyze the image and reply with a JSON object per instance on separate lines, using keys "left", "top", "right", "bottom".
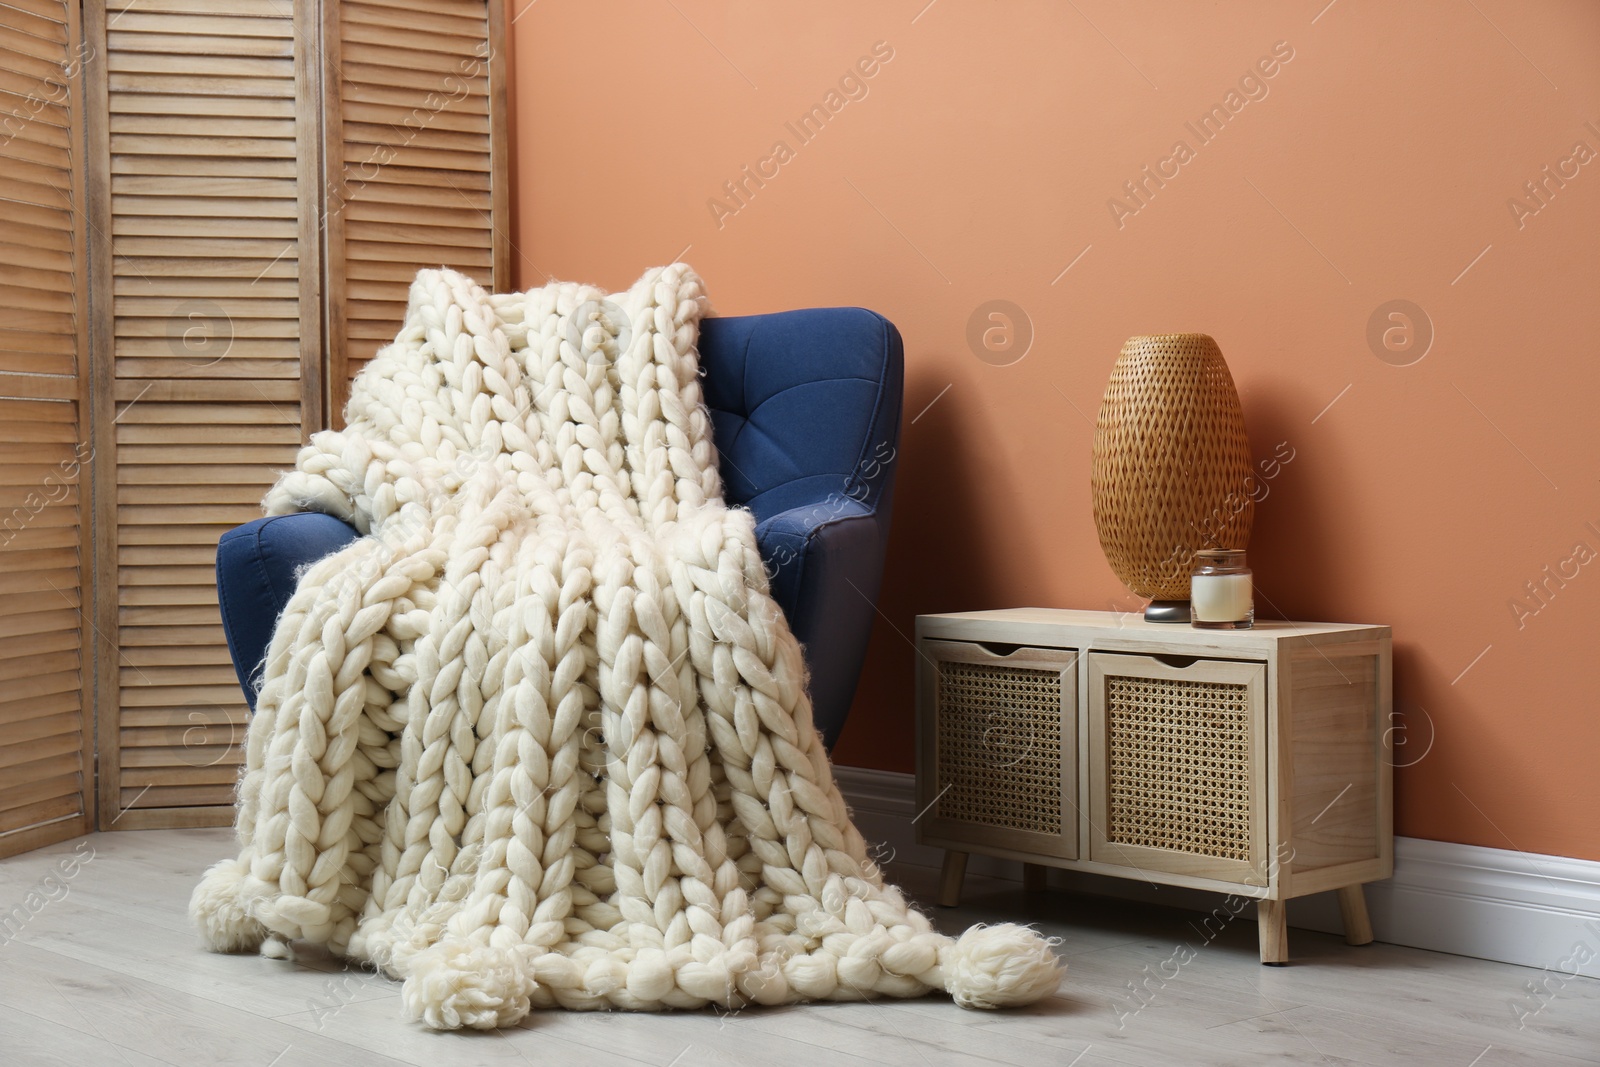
{"left": 1022, "top": 862, "right": 1048, "bottom": 893}
{"left": 1258, "top": 898, "right": 1288, "bottom": 965}
{"left": 938, "top": 850, "right": 968, "bottom": 907}
{"left": 1338, "top": 884, "right": 1374, "bottom": 946}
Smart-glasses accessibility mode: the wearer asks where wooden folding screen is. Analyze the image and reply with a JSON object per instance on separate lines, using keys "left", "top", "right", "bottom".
{"left": 0, "top": 0, "right": 95, "bottom": 857}
{"left": 80, "top": 0, "right": 509, "bottom": 831}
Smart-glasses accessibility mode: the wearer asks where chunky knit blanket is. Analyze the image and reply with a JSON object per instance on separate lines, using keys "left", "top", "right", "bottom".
{"left": 191, "top": 265, "right": 1062, "bottom": 1030}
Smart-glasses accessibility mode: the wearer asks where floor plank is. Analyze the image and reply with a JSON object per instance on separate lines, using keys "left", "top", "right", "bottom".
{"left": 0, "top": 1003, "right": 174, "bottom": 1067}
{"left": 0, "top": 939, "right": 413, "bottom": 1067}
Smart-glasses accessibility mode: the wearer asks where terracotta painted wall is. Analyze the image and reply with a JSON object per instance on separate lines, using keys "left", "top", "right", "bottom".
{"left": 508, "top": 2, "right": 1600, "bottom": 861}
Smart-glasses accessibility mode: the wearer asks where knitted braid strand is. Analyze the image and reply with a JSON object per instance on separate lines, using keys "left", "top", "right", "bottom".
{"left": 190, "top": 265, "right": 1063, "bottom": 1029}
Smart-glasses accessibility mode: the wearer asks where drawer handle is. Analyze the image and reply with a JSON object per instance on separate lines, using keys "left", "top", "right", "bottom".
{"left": 977, "top": 641, "right": 1025, "bottom": 657}
{"left": 1154, "top": 653, "right": 1199, "bottom": 669}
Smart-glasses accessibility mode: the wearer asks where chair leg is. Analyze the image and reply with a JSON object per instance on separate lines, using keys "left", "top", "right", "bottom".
{"left": 1022, "top": 862, "right": 1048, "bottom": 893}
{"left": 1338, "top": 884, "right": 1374, "bottom": 946}
{"left": 937, "top": 850, "right": 968, "bottom": 907}
{"left": 1258, "top": 898, "right": 1288, "bottom": 965}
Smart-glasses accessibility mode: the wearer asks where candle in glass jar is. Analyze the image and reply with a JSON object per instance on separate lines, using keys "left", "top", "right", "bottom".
{"left": 1190, "top": 549, "right": 1254, "bottom": 629}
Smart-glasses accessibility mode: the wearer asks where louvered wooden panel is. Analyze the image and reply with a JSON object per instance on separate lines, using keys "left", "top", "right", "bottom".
{"left": 324, "top": 0, "right": 509, "bottom": 420}
{"left": 0, "top": 0, "right": 94, "bottom": 858}
{"left": 87, "top": 0, "right": 322, "bottom": 829}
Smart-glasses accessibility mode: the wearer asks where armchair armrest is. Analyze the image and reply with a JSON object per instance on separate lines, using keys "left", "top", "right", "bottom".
{"left": 217, "top": 512, "right": 361, "bottom": 707}
{"left": 755, "top": 497, "right": 888, "bottom": 748}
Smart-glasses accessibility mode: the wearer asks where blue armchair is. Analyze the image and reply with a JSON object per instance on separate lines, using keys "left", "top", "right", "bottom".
{"left": 217, "top": 307, "right": 904, "bottom": 749}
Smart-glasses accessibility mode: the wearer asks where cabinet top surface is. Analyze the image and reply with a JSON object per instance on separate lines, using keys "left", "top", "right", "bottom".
{"left": 918, "top": 607, "right": 1388, "bottom": 644}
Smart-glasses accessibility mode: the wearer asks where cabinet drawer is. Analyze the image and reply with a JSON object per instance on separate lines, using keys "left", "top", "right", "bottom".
{"left": 915, "top": 639, "right": 1076, "bottom": 860}
{"left": 1086, "top": 651, "right": 1268, "bottom": 885}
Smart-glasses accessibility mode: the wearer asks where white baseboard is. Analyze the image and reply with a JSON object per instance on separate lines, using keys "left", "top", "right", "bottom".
{"left": 834, "top": 765, "right": 1600, "bottom": 979}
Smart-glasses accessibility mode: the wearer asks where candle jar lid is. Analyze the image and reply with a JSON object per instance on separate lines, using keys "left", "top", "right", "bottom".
{"left": 1192, "top": 548, "right": 1249, "bottom": 576}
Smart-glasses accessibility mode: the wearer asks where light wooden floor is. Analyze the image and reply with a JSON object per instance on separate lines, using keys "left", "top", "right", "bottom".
{"left": 1, "top": 829, "right": 1596, "bottom": 1066}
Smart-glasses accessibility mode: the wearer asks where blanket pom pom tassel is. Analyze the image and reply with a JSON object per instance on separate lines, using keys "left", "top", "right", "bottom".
{"left": 189, "top": 858, "right": 271, "bottom": 955}
{"left": 938, "top": 924, "right": 1065, "bottom": 1010}
{"left": 401, "top": 940, "right": 538, "bottom": 1031}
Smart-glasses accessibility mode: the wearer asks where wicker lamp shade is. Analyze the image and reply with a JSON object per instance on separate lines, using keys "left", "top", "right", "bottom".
{"left": 1092, "top": 333, "right": 1253, "bottom": 604}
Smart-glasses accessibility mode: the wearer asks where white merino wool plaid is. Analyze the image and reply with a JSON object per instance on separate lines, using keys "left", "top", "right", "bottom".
{"left": 190, "top": 264, "right": 1063, "bottom": 1029}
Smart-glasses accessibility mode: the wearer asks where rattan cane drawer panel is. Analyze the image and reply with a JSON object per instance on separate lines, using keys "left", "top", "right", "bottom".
{"left": 935, "top": 661, "right": 1063, "bottom": 835}
{"left": 1085, "top": 651, "right": 1266, "bottom": 883}
{"left": 1104, "top": 675, "right": 1252, "bottom": 861}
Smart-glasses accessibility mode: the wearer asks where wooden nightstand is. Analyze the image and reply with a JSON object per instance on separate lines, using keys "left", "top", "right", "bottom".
{"left": 915, "top": 608, "right": 1392, "bottom": 963}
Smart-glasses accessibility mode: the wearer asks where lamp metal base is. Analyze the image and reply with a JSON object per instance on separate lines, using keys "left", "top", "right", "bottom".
{"left": 1144, "top": 600, "right": 1191, "bottom": 623}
